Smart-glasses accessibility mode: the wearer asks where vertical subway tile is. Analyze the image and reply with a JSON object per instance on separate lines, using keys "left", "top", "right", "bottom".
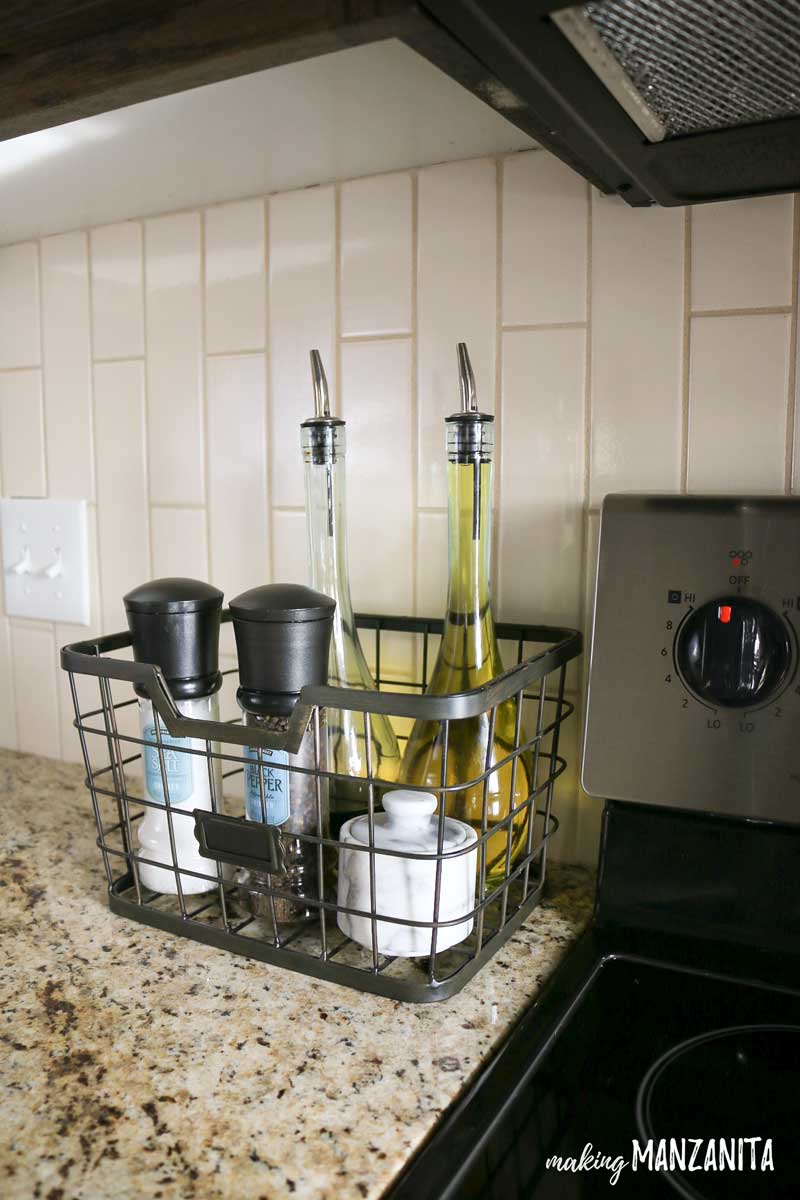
{"left": 688, "top": 314, "right": 790, "bottom": 493}
{"left": 0, "top": 617, "right": 17, "bottom": 749}
{"left": 342, "top": 339, "right": 413, "bottom": 614}
{"left": 0, "top": 242, "right": 40, "bottom": 368}
{"left": 547, "top": 697, "right": 579, "bottom": 864}
{"left": 416, "top": 510, "right": 448, "bottom": 619}
{"left": 502, "top": 151, "right": 588, "bottom": 326}
{"left": 499, "top": 328, "right": 586, "bottom": 627}
{"left": 206, "top": 354, "right": 268, "bottom": 603}
{"left": 145, "top": 212, "right": 204, "bottom": 505}
{"left": 151, "top": 507, "right": 209, "bottom": 580}
{"left": 205, "top": 199, "right": 266, "bottom": 353}
{"left": 94, "top": 361, "right": 149, "bottom": 632}
{"left": 10, "top": 623, "right": 60, "bottom": 758}
{"left": 340, "top": 173, "right": 412, "bottom": 337}
{"left": 90, "top": 221, "right": 145, "bottom": 359}
{"left": 55, "top": 505, "right": 102, "bottom": 764}
{"left": 269, "top": 187, "right": 335, "bottom": 508}
{"left": 418, "top": 158, "right": 496, "bottom": 508}
{"left": 41, "top": 232, "right": 94, "bottom": 499}
{"left": 795, "top": 298, "right": 800, "bottom": 495}
{"left": 0, "top": 370, "right": 46, "bottom": 496}
{"left": 691, "top": 195, "right": 794, "bottom": 312}
{"left": 272, "top": 510, "right": 308, "bottom": 585}
{"left": 590, "top": 193, "right": 684, "bottom": 505}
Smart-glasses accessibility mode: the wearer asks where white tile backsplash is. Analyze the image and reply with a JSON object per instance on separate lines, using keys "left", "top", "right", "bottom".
{"left": 499, "top": 327, "right": 586, "bottom": 627}
{"left": 41, "top": 232, "right": 94, "bottom": 500}
{"left": 590, "top": 193, "right": 685, "bottom": 506}
{"left": 341, "top": 173, "right": 412, "bottom": 337}
{"left": 206, "top": 354, "right": 268, "bottom": 604}
{"left": 502, "top": 151, "right": 588, "bottom": 327}
{"left": 151, "top": 506, "right": 209, "bottom": 580}
{"left": 417, "top": 158, "right": 496, "bottom": 508}
{"left": 205, "top": 199, "right": 266, "bottom": 354}
{"left": 269, "top": 187, "right": 336, "bottom": 509}
{"left": 90, "top": 222, "right": 145, "bottom": 360}
{"left": 691, "top": 195, "right": 794, "bottom": 312}
{"left": 145, "top": 212, "right": 204, "bottom": 506}
{"left": 0, "top": 615, "right": 17, "bottom": 749}
{"left": 342, "top": 338, "right": 414, "bottom": 614}
{"left": 0, "top": 150, "right": 797, "bottom": 867}
{"left": 0, "top": 370, "right": 47, "bottom": 497}
{"left": 688, "top": 314, "right": 790, "bottom": 493}
{"left": 94, "top": 360, "right": 149, "bottom": 633}
{"left": 10, "top": 622, "right": 60, "bottom": 758}
{"left": 272, "top": 509, "right": 309, "bottom": 585}
{"left": 0, "top": 242, "right": 40, "bottom": 368}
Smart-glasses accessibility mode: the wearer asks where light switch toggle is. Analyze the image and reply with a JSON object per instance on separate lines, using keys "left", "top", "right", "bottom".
{"left": 9, "top": 545, "right": 32, "bottom": 576}
{"left": 43, "top": 548, "right": 63, "bottom": 579}
{"left": 718, "top": 604, "right": 732, "bottom": 624}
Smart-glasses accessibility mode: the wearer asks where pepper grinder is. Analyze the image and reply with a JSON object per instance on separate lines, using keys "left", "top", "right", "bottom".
{"left": 230, "top": 583, "right": 335, "bottom": 928}
{"left": 124, "top": 578, "right": 224, "bottom": 895}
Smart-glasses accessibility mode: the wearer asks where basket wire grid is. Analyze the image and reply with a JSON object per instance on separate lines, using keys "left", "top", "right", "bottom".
{"left": 61, "top": 613, "right": 581, "bottom": 1003}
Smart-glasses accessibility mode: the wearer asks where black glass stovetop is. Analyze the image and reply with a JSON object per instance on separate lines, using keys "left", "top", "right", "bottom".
{"left": 477, "top": 953, "right": 800, "bottom": 1199}
{"left": 390, "top": 931, "right": 800, "bottom": 1200}
{"left": 390, "top": 803, "right": 800, "bottom": 1200}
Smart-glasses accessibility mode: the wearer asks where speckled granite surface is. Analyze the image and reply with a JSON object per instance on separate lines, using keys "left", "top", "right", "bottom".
{"left": 0, "top": 749, "right": 594, "bottom": 1200}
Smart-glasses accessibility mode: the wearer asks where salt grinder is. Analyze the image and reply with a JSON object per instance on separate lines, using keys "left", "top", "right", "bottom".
{"left": 229, "top": 583, "right": 335, "bottom": 927}
{"left": 123, "top": 577, "right": 224, "bottom": 896}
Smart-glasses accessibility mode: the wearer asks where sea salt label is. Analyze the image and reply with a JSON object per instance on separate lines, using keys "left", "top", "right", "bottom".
{"left": 144, "top": 726, "right": 193, "bottom": 805}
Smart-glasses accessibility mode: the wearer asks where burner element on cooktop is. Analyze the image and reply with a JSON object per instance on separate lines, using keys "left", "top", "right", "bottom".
{"left": 636, "top": 1024, "right": 800, "bottom": 1200}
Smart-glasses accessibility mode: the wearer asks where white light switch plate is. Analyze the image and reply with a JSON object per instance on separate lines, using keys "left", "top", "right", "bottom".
{"left": 1, "top": 498, "right": 91, "bottom": 624}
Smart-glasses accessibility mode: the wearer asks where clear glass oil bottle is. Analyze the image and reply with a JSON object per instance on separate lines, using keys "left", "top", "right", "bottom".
{"left": 399, "top": 344, "right": 532, "bottom": 888}
{"left": 302, "top": 350, "right": 401, "bottom": 833}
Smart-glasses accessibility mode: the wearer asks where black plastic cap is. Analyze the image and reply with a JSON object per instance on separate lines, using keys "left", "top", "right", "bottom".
{"left": 230, "top": 583, "right": 335, "bottom": 716}
{"left": 124, "top": 578, "right": 223, "bottom": 700}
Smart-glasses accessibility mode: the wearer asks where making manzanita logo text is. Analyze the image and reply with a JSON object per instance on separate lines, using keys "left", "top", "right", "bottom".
{"left": 546, "top": 1139, "right": 774, "bottom": 1187}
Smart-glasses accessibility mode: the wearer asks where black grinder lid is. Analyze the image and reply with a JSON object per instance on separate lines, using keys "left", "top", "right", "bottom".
{"left": 230, "top": 583, "right": 335, "bottom": 716}
{"left": 123, "top": 577, "right": 223, "bottom": 700}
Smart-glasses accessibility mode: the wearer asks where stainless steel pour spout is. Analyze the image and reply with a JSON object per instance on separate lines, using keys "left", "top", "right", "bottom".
{"left": 310, "top": 348, "right": 331, "bottom": 418}
{"left": 457, "top": 342, "right": 478, "bottom": 413}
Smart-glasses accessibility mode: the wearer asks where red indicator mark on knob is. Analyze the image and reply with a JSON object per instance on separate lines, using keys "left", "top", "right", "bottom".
{"left": 719, "top": 605, "right": 732, "bottom": 624}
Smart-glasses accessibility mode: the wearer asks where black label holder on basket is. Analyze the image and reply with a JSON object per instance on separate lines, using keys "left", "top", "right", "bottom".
{"left": 61, "top": 610, "right": 581, "bottom": 1003}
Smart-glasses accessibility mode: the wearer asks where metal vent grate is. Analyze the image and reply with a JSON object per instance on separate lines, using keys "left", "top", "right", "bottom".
{"left": 560, "top": 0, "right": 800, "bottom": 140}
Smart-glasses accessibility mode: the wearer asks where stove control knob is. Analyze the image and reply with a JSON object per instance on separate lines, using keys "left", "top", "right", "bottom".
{"left": 675, "top": 597, "right": 792, "bottom": 708}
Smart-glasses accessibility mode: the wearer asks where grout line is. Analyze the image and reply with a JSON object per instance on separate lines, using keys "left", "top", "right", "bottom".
{"left": 140, "top": 221, "right": 154, "bottom": 586}
{"left": 334, "top": 183, "right": 343, "bottom": 416}
{"left": 417, "top": 505, "right": 447, "bottom": 515}
{"left": 92, "top": 354, "right": 146, "bottom": 365}
{"left": 271, "top": 504, "right": 305, "bottom": 514}
{"left": 502, "top": 320, "right": 588, "bottom": 333}
{"left": 151, "top": 500, "right": 209, "bottom": 513}
{"left": 410, "top": 170, "right": 419, "bottom": 624}
{"left": 340, "top": 330, "right": 413, "bottom": 344}
{"left": 202, "top": 208, "right": 217, "bottom": 583}
{"left": 205, "top": 346, "right": 266, "bottom": 358}
{"left": 691, "top": 304, "right": 793, "bottom": 318}
{"left": 0, "top": 363, "right": 45, "bottom": 373}
{"left": 680, "top": 207, "right": 692, "bottom": 492}
{"left": 492, "top": 156, "right": 503, "bottom": 607}
{"left": 88, "top": 239, "right": 108, "bottom": 639}
{"left": 785, "top": 194, "right": 800, "bottom": 494}
{"left": 264, "top": 196, "right": 274, "bottom": 582}
{"left": 34, "top": 240, "right": 48, "bottom": 497}
{"left": 575, "top": 181, "right": 593, "bottom": 866}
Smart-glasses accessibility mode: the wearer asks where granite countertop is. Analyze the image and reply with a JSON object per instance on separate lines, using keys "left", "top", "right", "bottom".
{"left": 0, "top": 749, "right": 594, "bottom": 1200}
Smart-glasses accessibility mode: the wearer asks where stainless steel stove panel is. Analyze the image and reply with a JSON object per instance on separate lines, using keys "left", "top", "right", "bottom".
{"left": 583, "top": 494, "right": 800, "bottom": 821}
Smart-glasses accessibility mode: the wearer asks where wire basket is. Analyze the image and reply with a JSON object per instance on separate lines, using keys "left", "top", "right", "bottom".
{"left": 61, "top": 613, "right": 581, "bottom": 1003}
